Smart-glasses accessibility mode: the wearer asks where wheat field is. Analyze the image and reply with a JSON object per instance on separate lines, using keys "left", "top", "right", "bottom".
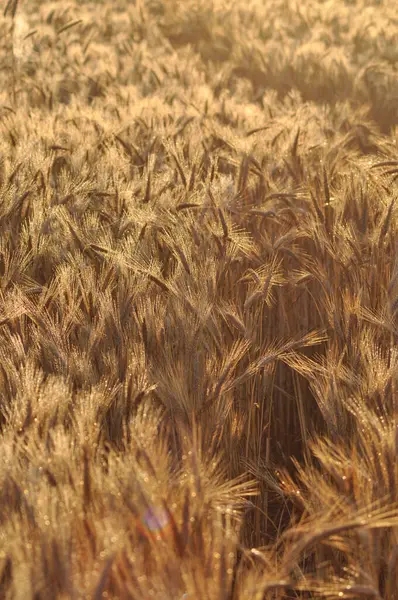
{"left": 0, "top": 0, "right": 398, "bottom": 598}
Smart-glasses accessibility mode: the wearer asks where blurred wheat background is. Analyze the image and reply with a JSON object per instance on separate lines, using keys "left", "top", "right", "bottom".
{"left": 0, "top": 0, "right": 398, "bottom": 598}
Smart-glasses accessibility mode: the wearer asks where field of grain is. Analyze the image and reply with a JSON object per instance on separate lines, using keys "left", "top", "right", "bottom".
{"left": 0, "top": 0, "right": 398, "bottom": 598}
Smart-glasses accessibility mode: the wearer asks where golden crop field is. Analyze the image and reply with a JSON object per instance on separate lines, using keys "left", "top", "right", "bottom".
{"left": 0, "top": 0, "right": 398, "bottom": 597}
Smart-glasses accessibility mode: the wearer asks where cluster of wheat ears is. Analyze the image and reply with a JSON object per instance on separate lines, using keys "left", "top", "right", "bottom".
{"left": 0, "top": 0, "right": 398, "bottom": 598}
